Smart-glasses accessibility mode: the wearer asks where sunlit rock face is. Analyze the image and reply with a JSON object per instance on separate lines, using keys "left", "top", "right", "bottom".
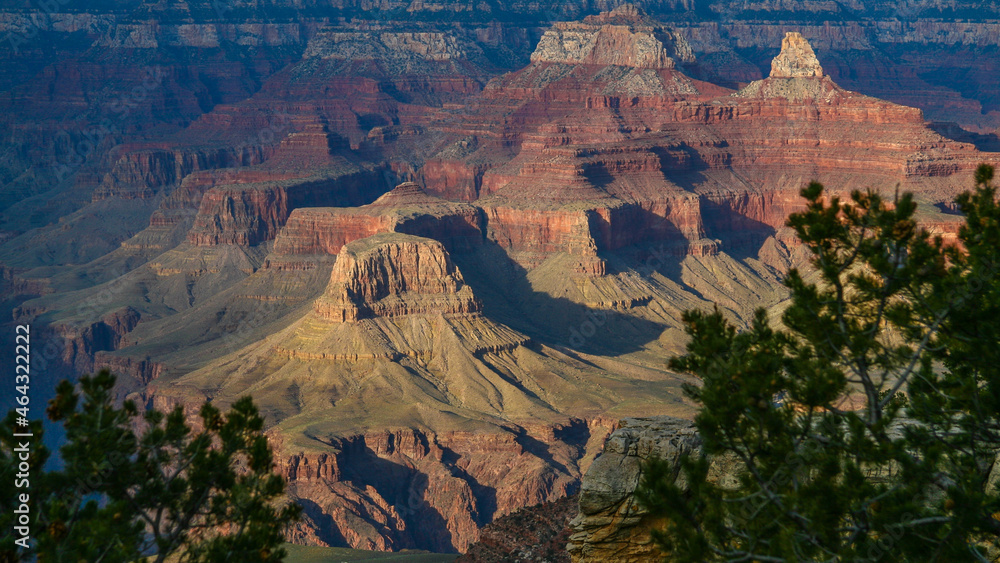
{"left": 770, "top": 31, "right": 824, "bottom": 78}
{"left": 531, "top": 5, "right": 695, "bottom": 70}
{"left": 313, "top": 233, "right": 481, "bottom": 322}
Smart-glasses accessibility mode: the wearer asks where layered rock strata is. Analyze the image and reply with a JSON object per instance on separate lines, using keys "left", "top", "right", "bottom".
{"left": 531, "top": 5, "right": 694, "bottom": 69}
{"left": 427, "top": 21, "right": 993, "bottom": 263}
{"left": 185, "top": 123, "right": 391, "bottom": 247}
{"left": 270, "top": 182, "right": 484, "bottom": 262}
{"left": 313, "top": 234, "right": 481, "bottom": 322}
{"left": 5, "top": 1, "right": 1000, "bottom": 275}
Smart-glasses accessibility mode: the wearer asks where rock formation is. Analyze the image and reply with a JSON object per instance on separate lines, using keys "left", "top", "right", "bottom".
{"left": 313, "top": 234, "right": 481, "bottom": 322}
{"left": 531, "top": 6, "right": 694, "bottom": 69}
{"left": 305, "top": 28, "right": 475, "bottom": 64}
{"left": 770, "top": 31, "right": 824, "bottom": 78}
{"left": 567, "top": 417, "right": 740, "bottom": 562}
{"left": 152, "top": 231, "right": 677, "bottom": 552}
{"left": 270, "top": 182, "right": 484, "bottom": 264}
{"left": 185, "top": 122, "right": 391, "bottom": 248}
{"left": 425, "top": 21, "right": 986, "bottom": 273}
{"left": 567, "top": 417, "right": 699, "bottom": 562}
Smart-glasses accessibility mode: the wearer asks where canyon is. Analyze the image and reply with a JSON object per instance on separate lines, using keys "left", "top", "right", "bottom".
{"left": 1, "top": 0, "right": 998, "bottom": 556}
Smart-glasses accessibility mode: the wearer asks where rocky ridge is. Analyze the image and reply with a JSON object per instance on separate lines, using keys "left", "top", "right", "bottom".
{"left": 305, "top": 28, "right": 474, "bottom": 63}
{"left": 270, "top": 182, "right": 484, "bottom": 265}
{"left": 426, "top": 21, "right": 984, "bottom": 271}
{"left": 4, "top": 2, "right": 1000, "bottom": 266}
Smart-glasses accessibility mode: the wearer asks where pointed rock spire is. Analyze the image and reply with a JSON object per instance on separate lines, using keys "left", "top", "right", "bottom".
{"left": 770, "top": 32, "right": 823, "bottom": 78}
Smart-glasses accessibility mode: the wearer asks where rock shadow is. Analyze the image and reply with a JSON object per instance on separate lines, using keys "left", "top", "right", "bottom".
{"left": 581, "top": 161, "right": 614, "bottom": 191}
{"left": 339, "top": 441, "right": 456, "bottom": 552}
{"left": 698, "top": 196, "right": 777, "bottom": 258}
{"left": 653, "top": 144, "right": 720, "bottom": 192}
{"left": 585, "top": 203, "right": 693, "bottom": 254}
{"left": 515, "top": 429, "right": 572, "bottom": 477}
{"left": 451, "top": 241, "right": 667, "bottom": 356}
{"left": 438, "top": 444, "right": 499, "bottom": 525}
{"left": 605, "top": 238, "right": 686, "bottom": 285}
{"left": 296, "top": 498, "right": 351, "bottom": 547}
{"left": 928, "top": 121, "right": 1000, "bottom": 152}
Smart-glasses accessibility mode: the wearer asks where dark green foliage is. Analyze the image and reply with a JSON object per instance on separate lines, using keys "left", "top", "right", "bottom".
{"left": 637, "top": 166, "right": 1000, "bottom": 561}
{"left": 1, "top": 370, "right": 300, "bottom": 562}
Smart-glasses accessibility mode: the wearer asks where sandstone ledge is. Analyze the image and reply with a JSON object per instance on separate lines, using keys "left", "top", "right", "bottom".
{"left": 567, "top": 416, "right": 701, "bottom": 563}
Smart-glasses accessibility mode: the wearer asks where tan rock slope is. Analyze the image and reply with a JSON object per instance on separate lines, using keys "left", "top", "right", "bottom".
{"left": 154, "top": 232, "right": 696, "bottom": 552}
